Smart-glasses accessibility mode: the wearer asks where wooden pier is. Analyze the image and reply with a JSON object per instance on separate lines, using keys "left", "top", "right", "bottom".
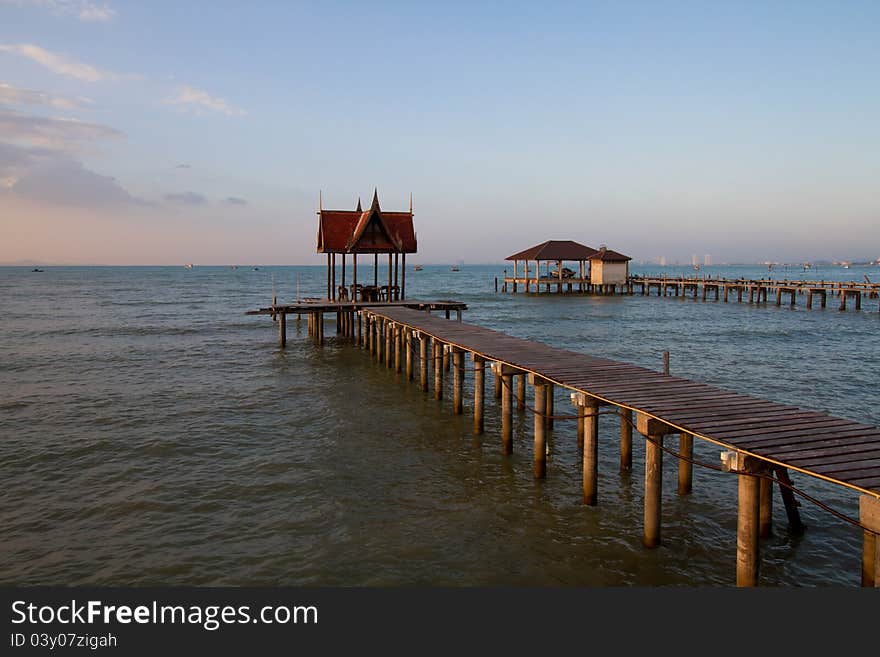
{"left": 502, "top": 274, "right": 880, "bottom": 313}
{"left": 259, "top": 301, "right": 880, "bottom": 586}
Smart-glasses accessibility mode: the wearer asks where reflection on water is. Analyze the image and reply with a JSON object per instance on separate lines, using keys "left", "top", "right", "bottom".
{"left": 0, "top": 264, "right": 876, "bottom": 585}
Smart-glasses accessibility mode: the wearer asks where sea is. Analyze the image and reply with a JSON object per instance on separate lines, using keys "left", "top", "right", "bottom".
{"left": 1, "top": 263, "right": 878, "bottom": 586}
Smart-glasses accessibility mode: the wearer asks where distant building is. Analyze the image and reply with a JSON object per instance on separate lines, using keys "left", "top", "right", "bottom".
{"left": 589, "top": 246, "right": 632, "bottom": 285}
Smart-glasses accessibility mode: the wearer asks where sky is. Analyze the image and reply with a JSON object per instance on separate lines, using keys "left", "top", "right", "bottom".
{"left": 0, "top": 0, "right": 878, "bottom": 265}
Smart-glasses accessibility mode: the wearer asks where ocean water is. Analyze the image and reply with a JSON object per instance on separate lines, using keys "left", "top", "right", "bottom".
{"left": 1, "top": 263, "right": 878, "bottom": 586}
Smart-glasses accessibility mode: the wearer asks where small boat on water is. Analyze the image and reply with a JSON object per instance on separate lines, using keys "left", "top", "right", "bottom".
{"left": 451, "top": 265, "right": 460, "bottom": 272}
{"left": 413, "top": 265, "right": 423, "bottom": 271}
{"left": 31, "top": 268, "right": 44, "bottom": 272}
{"left": 184, "top": 263, "right": 194, "bottom": 269}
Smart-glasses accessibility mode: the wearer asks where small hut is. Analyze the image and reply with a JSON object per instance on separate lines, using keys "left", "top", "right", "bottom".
{"left": 316, "top": 190, "right": 417, "bottom": 301}
{"left": 588, "top": 246, "right": 631, "bottom": 292}
{"left": 504, "top": 240, "right": 598, "bottom": 293}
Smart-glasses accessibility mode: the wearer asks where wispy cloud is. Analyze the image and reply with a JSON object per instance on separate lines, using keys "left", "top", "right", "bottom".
{"left": 0, "top": 107, "right": 122, "bottom": 150}
{"left": 164, "top": 191, "right": 206, "bottom": 205}
{"left": 1, "top": 1, "right": 117, "bottom": 22}
{"left": 0, "top": 81, "right": 93, "bottom": 111}
{"left": 175, "top": 163, "right": 190, "bottom": 169}
{"left": 164, "top": 85, "right": 246, "bottom": 117}
{"left": 0, "top": 44, "right": 136, "bottom": 82}
{"left": 225, "top": 196, "right": 247, "bottom": 205}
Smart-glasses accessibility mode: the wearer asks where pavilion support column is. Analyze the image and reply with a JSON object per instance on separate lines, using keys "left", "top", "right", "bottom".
{"left": 374, "top": 254, "right": 378, "bottom": 288}
{"left": 678, "top": 432, "right": 693, "bottom": 495}
{"left": 434, "top": 342, "right": 443, "bottom": 400}
{"left": 394, "top": 253, "right": 399, "bottom": 300}
{"left": 326, "top": 254, "right": 332, "bottom": 299}
{"left": 532, "top": 377, "right": 548, "bottom": 478}
{"left": 638, "top": 414, "right": 673, "bottom": 548}
{"left": 419, "top": 334, "right": 429, "bottom": 392}
{"left": 620, "top": 408, "right": 633, "bottom": 472}
{"left": 452, "top": 347, "right": 464, "bottom": 414}
{"left": 331, "top": 253, "right": 336, "bottom": 300}
{"left": 388, "top": 254, "right": 393, "bottom": 300}
{"left": 353, "top": 255, "right": 358, "bottom": 301}
{"left": 341, "top": 253, "right": 346, "bottom": 300}
{"left": 401, "top": 253, "right": 406, "bottom": 299}
{"left": 860, "top": 495, "right": 880, "bottom": 587}
{"left": 573, "top": 393, "right": 599, "bottom": 505}
{"left": 473, "top": 355, "right": 485, "bottom": 435}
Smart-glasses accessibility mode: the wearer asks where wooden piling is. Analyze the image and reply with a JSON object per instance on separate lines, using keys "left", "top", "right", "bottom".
{"left": 860, "top": 495, "right": 880, "bottom": 587}
{"left": 385, "top": 321, "right": 393, "bottom": 368}
{"left": 497, "top": 365, "right": 514, "bottom": 454}
{"left": 405, "top": 329, "right": 413, "bottom": 380}
{"left": 678, "top": 432, "right": 693, "bottom": 495}
{"left": 494, "top": 368, "right": 501, "bottom": 400}
{"left": 573, "top": 393, "right": 599, "bottom": 505}
{"left": 434, "top": 341, "right": 444, "bottom": 400}
{"left": 394, "top": 325, "right": 402, "bottom": 373}
{"left": 638, "top": 414, "right": 671, "bottom": 548}
{"left": 452, "top": 348, "right": 464, "bottom": 414}
{"left": 620, "top": 407, "right": 632, "bottom": 471}
{"left": 317, "top": 312, "right": 324, "bottom": 345}
{"left": 774, "top": 467, "right": 804, "bottom": 535}
{"left": 533, "top": 379, "right": 547, "bottom": 478}
{"left": 736, "top": 457, "right": 762, "bottom": 587}
{"left": 278, "top": 311, "right": 286, "bottom": 348}
{"left": 517, "top": 374, "right": 526, "bottom": 412}
{"left": 473, "top": 355, "right": 485, "bottom": 435}
{"left": 419, "top": 334, "right": 429, "bottom": 392}
{"left": 546, "top": 383, "right": 554, "bottom": 430}
{"left": 759, "top": 476, "right": 773, "bottom": 538}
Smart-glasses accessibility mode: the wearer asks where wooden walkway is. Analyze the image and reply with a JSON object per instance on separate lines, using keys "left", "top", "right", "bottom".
{"left": 352, "top": 306, "right": 880, "bottom": 586}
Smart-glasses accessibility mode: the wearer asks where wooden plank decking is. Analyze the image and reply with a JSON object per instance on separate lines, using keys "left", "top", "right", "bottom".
{"left": 370, "top": 306, "right": 880, "bottom": 497}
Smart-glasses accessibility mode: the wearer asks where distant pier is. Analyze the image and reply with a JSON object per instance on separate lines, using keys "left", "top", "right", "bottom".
{"left": 501, "top": 274, "right": 880, "bottom": 312}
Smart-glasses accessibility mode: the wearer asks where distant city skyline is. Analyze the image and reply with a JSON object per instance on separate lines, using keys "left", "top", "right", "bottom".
{"left": 2, "top": 2, "right": 878, "bottom": 265}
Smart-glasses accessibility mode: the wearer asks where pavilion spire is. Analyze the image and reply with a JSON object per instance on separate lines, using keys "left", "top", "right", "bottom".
{"left": 356, "top": 197, "right": 362, "bottom": 212}
{"left": 370, "top": 187, "right": 380, "bottom": 211}
{"left": 409, "top": 192, "right": 413, "bottom": 214}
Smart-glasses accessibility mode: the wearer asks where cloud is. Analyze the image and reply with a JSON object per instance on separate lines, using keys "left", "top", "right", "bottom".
{"left": 164, "top": 191, "right": 206, "bottom": 205}
{"left": 0, "top": 44, "right": 135, "bottom": 82}
{"left": 164, "top": 85, "right": 246, "bottom": 117}
{"left": 175, "top": 163, "right": 190, "bottom": 169}
{"left": 0, "top": 141, "right": 143, "bottom": 206}
{"left": 1, "top": 1, "right": 116, "bottom": 22}
{"left": 0, "top": 107, "right": 122, "bottom": 150}
{"left": 0, "top": 81, "right": 93, "bottom": 111}
{"left": 225, "top": 196, "right": 247, "bottom": 205}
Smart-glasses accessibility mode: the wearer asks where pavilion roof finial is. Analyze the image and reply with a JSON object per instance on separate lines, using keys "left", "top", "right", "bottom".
{"left": 319, "top": 189, "right": 323, "bottom": 212}
{"left": 356, "top": 197, "right": 362, "bottom": 212}
{"left": 371, "top": 187, "right": 380, "bottom": 211}
{"left": 409, "top": 192, "right": 413, "bottom": 214}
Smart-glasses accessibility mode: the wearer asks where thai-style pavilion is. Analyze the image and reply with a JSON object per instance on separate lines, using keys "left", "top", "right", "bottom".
{"left": 316, "top": 190, "right": 417, "bottom": 301}
{"left": 504, "top": 240, "right": 598, "bottom": 293}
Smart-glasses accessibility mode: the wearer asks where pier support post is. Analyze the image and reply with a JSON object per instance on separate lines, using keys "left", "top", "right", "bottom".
{"left": 533, "top": 378, "right": 547, "bottom": 478}
{"left": 473, "top": 355, "right": 485, "bottom": 435}
{"left": 776, "top": 289, "right": 782, "bottom": 306}
{"left": 517, "top": 375, "right": 526, "bottom": 412}
{"left": 357, "top": 312, "right": 363, "bottom": 345}
{"left": 720, "top": 452, "right": 767, "bottom": 587}
{"left": 638, "top": 414, "right": 673, "bottom": 548}
{"left": 452, "top": 347, "right": 464, "bottom": 414}
{"left": 759, "top": 476, "right": 773, "bottom": 538}
{"left": 365, "top": 315, "right": 372, "bottom": 351}
{"left": 620, "top": 408, "right": 633, "bottom": 471}
{"left": 546, "top": 383, "right": 554, "bottom": 430}
{"left": 573, "top": 393, "right": 599, "bottom": 505}
{"left": 494, "top": 363, "right": 516, "bottom": 454}
{"left": 375, "top": 318, "right": 383, "bottom": 362}
{"left": 278, "top": 311, "right": 286, "bottom": 348}
{"left": 678, "top": 432, "right": 693, "bottom": 495}
{"left": 443, "top": 344, "right": 450, "bottom": 372}
{"left": 434, "top": 342, "right": 443, "bottom": 400}
{"left": 419, "top": 334, "right": 429, "bottom": 392}
{"left": 807, "top": 290, "right": 813, "bottom": 309}
{"left": 394, "top": 325, "right": 402, "bottom": 373}
{"left": 494, "top": 368, "right": 502, "bottom": 400}
{"left": 774, "top": 467, "right": 804, "bottom": 536}
{"left": 405, "top": 329, "right": 414, "bottom": 380}
{"left": 317, "top": 312, "right": 324, "bottom": 345}
{"left": 860, "top": 495, "right": 880, "bottom": 587}
{"left": 386, "top": 322, "right": 393, "bottom": 368}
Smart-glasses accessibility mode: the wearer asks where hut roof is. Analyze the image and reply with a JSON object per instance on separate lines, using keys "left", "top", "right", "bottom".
{"left": 588, "top": 247, "right": 631, "bottom": 262}
{"left": 317, "top": 190, "right": 417, "bottom": 254}
{"left": 506, "top": 240, "right": 598, "bottom": 261}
